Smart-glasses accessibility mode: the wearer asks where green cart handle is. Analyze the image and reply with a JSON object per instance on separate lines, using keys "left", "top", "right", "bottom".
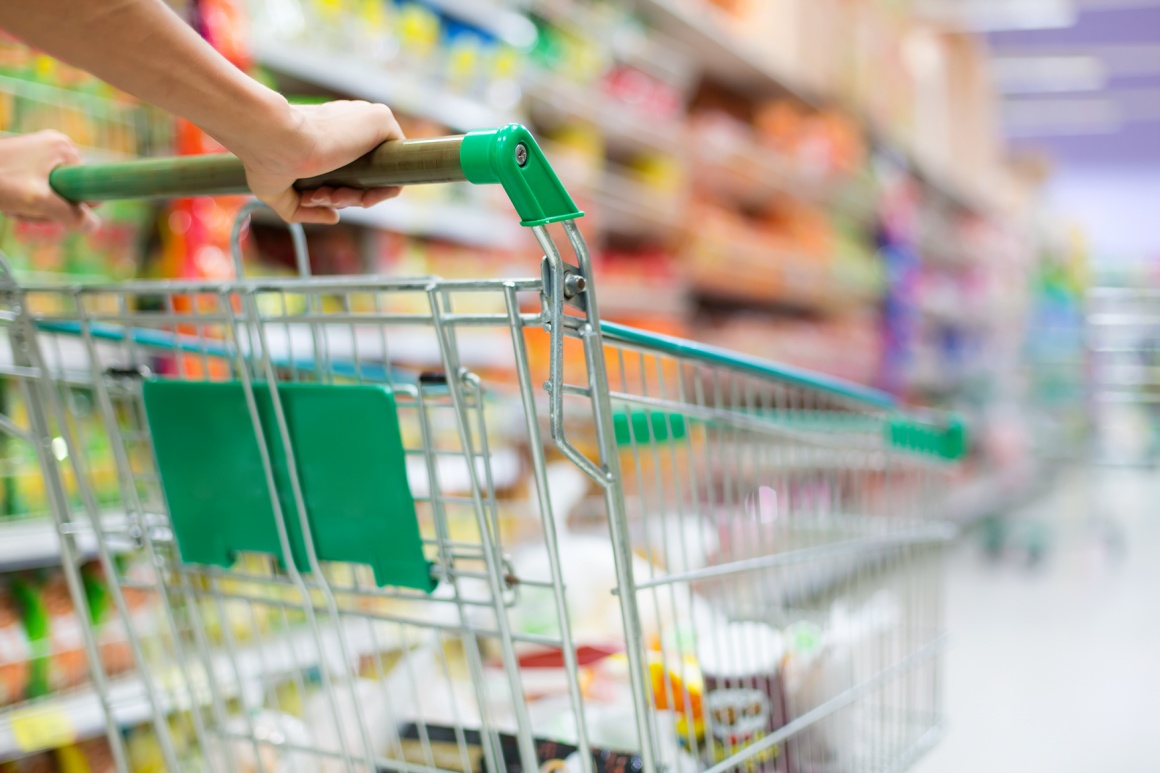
{"left": 49, "top": 123, "right": 583, "bottom": 229}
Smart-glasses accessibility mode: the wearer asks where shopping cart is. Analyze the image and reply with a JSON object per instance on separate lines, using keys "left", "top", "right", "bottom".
{"left": 0, "top": 125, "right": 963, "bottom": 773}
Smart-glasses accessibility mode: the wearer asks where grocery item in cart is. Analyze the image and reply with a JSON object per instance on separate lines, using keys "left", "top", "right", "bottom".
{"left": 699, "top": 622, "right": 788, "bottom": 773}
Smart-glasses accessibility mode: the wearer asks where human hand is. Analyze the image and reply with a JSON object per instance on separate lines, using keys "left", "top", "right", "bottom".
{"left": 0, "top": 131, "right": 100, "bottom": 231}
{"left": 229, "top": 99, "right": 405, "bottom": 224}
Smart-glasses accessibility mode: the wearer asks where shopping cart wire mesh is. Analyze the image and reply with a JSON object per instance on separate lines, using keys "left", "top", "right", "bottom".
{"left": 0, "top": 125, "right": 964, "bottom": 773}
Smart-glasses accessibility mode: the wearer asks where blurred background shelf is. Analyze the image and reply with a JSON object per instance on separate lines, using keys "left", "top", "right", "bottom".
{"left": 0, "top": 622, "right": 386, "bottom": 761}
{"left": 0, "top": 515, "right": 136, "bottom": 572}
{"left": 251, "top": 36, "right": 516, "bottom": 132}
{"left": 336, "top": 198, "right": 523, "bottom": 249}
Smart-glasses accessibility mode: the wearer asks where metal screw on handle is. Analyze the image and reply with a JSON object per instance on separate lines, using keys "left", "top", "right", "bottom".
{"left": 515, "top": 143, "right": 529, "bottom": 167}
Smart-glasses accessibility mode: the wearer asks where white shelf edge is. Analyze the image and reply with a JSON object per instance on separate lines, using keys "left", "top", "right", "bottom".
{"left": 337, "top": 198, "right": 523, "bottom": 249}
{"left": 0, "top": 621, "right": 395, "bottom": 760}
{"left": 423, "top": 0, "right": 538, "bottom": 48}
{"left": 0, "top": 514, "right": 135, "bottom": 571}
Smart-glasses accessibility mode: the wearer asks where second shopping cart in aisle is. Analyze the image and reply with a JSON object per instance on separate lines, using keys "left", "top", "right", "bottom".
{"left": 1, "top": 125, "right": 963, "bottom": 773}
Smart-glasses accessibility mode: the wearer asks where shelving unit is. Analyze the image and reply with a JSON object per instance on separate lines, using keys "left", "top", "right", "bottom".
{"left": 522, "top": 68, "right": 684, "bottom": 154}
{"left": 337, "top": 197, "right": 523, "bottom": 249}
{"left": 251, "top": 36, "right": 516, "bottom": 133}
{"left": 0, "top": 622, "right": 390, "bottom": 760}
{"left": 0, "top": 515, "right": 135, "bottom": 572}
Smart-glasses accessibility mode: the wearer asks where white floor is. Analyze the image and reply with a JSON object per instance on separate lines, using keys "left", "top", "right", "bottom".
{"left": 915, "top": 466, "right": 1160, "bottom": 772}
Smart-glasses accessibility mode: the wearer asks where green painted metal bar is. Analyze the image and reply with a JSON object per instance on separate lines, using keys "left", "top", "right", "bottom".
{"left": 599, "top": 320, "right": 897, "bottom": 409}
{"left": 47, "top": 123, "right": 584, "bottom": 228}
{"left": 49, "top": 136, "right": 467, "bottom": 202}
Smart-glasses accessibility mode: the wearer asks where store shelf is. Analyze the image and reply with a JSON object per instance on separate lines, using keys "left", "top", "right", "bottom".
{"left": 691, "top": 129, "right": 877, "bottom": 223}
{"left": 591, "top": 169, "right": 686, "bottom": 238}
{"left": 0, "top": 514, "right": 136, "bottom": 571}
{"left": 257, "top": 326, "right": 517, "bottom": 372}
{"left": 597, "top": 280, "right": 691, "bottom": 320}
{"left": 917, "top": 233, "right": 976, "bottom": 268}
{"left": 424, "top": 0, "right": 538, "bottom": 48}
{"left": 528, "top": 0, "right": 695, "bottom": 85}
{"left": 632, "top": 0, "right": 999, "bottom": 217}
{"left": 523, "top": 68, "right": 684, "bottom": 155}
{"left": 336, "top": 197, "right": 523, "bottom": 249}
{"left": 686, "top": 234, "right": 833, "bottom": 311}
{"left": 252, "top": 36, "right": 515, "bottom": 133}
{"left": 0, "top": 622, "right": 392, "bottom": 760}
{"left": 633, "top": 0, "right": 820, "bottom": 101}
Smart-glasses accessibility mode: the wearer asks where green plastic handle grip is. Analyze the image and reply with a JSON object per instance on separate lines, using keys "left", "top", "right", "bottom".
{"left": 49, "top": 123, "right": 583, "bottom": 228}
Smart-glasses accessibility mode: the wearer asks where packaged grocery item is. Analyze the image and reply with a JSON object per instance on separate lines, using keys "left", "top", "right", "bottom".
{"left": 698, "top": 622, "right": 788, "bottom": 772}
{"left": 0, "top": 584, "right": 31, "bottom": 705}
{"left": 0, "top": 751, "right": 57, "bottom": 773}
{"left": 780, "top": 620, "right": 841, "bottom": 770}
{"left": 206, "top": 711, "right": 314, "bottom": 773}
{"left": 55, "top": 737, "right": 115, "bottom": 773}
{"left": 397, "top": 722, "right": 650, "bottom": 773}
{"left": 11, "top": 573, "right": 89, "bottom": 699}
{"left": 82, "top": 559, "right": 157, "bottom": 677}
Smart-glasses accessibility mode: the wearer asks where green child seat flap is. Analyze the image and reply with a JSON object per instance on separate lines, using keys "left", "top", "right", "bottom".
{"left": 142, "top": 381, "right": 434, "bottom": 592}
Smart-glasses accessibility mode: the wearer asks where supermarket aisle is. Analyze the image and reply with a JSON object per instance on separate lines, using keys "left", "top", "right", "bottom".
{"left": 917, "top": 467, "right": 1160, "bottom": 772}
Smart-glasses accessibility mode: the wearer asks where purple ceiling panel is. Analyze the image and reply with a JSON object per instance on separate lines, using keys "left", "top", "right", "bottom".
{"left": 989, "top": 5, "right": 1160, "bottom": 168}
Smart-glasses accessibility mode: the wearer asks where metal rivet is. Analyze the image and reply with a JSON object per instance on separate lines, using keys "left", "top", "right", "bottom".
{"left": 564, "top": 274, "right": 587, "bottom": 298}
{"left": 515, "top": 143, "right": 529, "bottom": 167}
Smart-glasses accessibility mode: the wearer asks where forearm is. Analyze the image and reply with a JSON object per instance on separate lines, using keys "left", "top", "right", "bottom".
{"left": 0, "top": 0, "right": 292, "bottom": 154}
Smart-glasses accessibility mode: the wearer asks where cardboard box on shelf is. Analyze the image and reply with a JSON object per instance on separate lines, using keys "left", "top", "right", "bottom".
{"left": 854, "top": 2, "right": 917, "bottom": 146}
{"left": 904, "top": 26, "right": 1002, "bottom": 202}
{"left": 945, "top": 32, "right": 1002, "bottom": 192}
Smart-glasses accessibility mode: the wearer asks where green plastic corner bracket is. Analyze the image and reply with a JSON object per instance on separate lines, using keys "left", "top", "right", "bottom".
{"left": 887, "top": 415, "right": 968, "bottom": 461}
{"left": 460, "top": 124, "right": 584, "bottom": 228}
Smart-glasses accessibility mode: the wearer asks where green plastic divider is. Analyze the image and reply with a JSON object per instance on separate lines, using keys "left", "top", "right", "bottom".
{"left": 143, "top": 380, "right": 434, "bottom": 592}
{"left": 613, "top": 409, "right": 689, "bottom": 446}
{"left": 887, "top": 415, "right": 968, "bottom": 460}
{"left": 460, "top": 124, "right": 584, "bottom": 227}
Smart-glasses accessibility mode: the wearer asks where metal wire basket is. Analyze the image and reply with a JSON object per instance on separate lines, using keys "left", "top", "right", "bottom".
{"left": 0, "top": 125, "right": 963, "bottom": 773}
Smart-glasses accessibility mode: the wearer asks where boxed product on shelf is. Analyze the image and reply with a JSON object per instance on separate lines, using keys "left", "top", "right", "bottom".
{"left": 0, "top": 383, "right": 122, "bottom": 520}
{"left": 592, "top": 246, "right": 691, "bottom": 326}
{"left": 0, "top": 32, "right": 171, "bottom": 158}
{"left": 0, "top": 584, "right": 31, "bottom": 706}
{"left": 55, "top": 737, "right": 116, "bottom": 773}
{"left": 699, "top": 310, "right": 883, "bottom": 385}
{"left": 10, "top": 573, "right": 90, "bottom": 699}
{"left": 249, "top": 0, "right": 526, "bottom": 105}
{"left": 0, "top": 560, "right": 161, "bottom": 709}
{"left": 0, "top": 753, "right": 56, "bottom": 773}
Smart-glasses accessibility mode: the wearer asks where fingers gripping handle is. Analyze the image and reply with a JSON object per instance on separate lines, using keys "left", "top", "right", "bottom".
{"left": 48, "top": 124, "right": 583, "bottom": 228}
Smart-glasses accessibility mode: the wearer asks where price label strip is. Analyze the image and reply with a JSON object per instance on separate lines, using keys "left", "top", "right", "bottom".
{"left": 9, "top": 705, "right": 76, "bottom": 753}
